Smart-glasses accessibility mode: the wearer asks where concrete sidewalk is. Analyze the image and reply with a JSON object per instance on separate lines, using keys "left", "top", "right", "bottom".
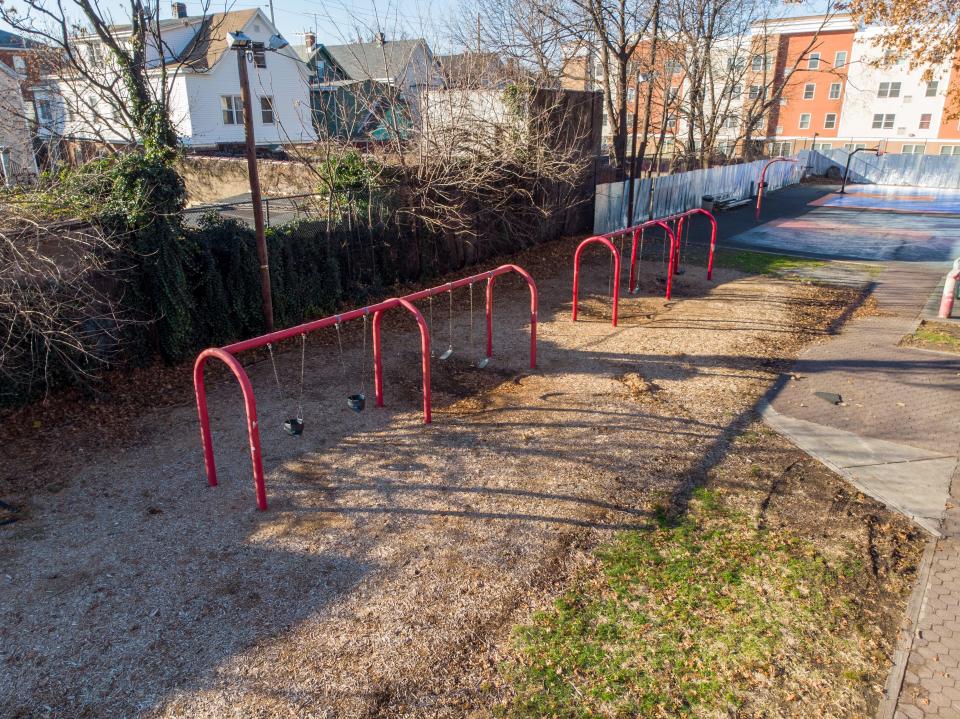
{"left": 759, "top": 262, "right": 960, "bottom": 716}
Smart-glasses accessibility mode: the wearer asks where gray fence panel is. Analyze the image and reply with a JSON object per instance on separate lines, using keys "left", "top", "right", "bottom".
{"left": 594, "top": 157, "right": 803, "bottom": 234}
{"left": 801, "top": 149, "right": 960, "bottom": 189}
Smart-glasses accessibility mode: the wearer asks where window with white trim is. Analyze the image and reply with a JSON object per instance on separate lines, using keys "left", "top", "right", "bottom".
{"left": 872, "top": 113, "right": 895, "bottom": 129}
{"left": 919, "top": 113, "right": 932, "bottom": 130}
{"left": 824, "top": 112, "right": 837, "bottom": 129}
{"left": 799, "top": 113, "right": 811, "bottom": 129}
{"left": 803, "top": 83, "right": 815, "bottom": 100}
{"left": 834, "top": 51, "right": 847, "bottom": 68}
{"left": 221, "top": 95, "right": 244, "bottom": 125}
{"left": 724, "top": 114, "right": 738, "bottom": 129}
{"left": 901, "top": 144, "right": 924, "bottom": 154}
{"left": 828, "top": 82, "right": 841, "bottom": 99}
{"left": 940, "top": 145, "right": 960, "bottom": 155}
{"left": 926, "top": 81, "right": 939, "bottom": 97}
{"left": 877, "top": 82, "right": 901, "bottom": 98}
{"left": 260, "top": 96, "right": 275, "bottom": 124}
{"left": 807, "top": 52, "right": 820, "bottom": 69}
{"left": 748, "top": 85, "right": 764, "bottom": 100}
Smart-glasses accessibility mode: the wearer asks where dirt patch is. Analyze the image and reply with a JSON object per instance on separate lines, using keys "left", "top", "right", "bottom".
{"left": 1, "top": 236, "right": 886, "bottom": 718}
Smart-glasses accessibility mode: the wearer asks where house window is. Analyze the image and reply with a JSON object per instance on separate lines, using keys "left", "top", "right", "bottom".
{"left": 87, "top": 42, "right": 104, "bottom": 65}
{"left": 814, "top": 142, "right": 832, "bottom": 150}
{"left": 808, "top": 52, "right": 820, "bottom": 69}
{"left": 940, "top": 145, "right": 960, "bottom": 155}
{"left": 724, "top": 114, "right": 738, "bottom": 129}
{"left": 844, "top": 143, "right": 867, "bottom": 150}
{"left": 667, "top": 87, "right": 679, "bottom": 102}
{"left": 12, "top": 55, "right": 25, "bottom": 72}
{"left": 35, "top": 98, "right": 52, "bottom": 125}
{"left": 877, "top": 81, "right": 901, "bottom": 98}
{"left": 824, "top": 112, "right": 837, "bottom": 129}
{"left": 748, "top": 85, "right": 764, "bottom": 100}
{"left": 872, "top": 113, "right": 895, "bottom": 129}
{"left": 221, "top": 95, "right": 244, "bottom": 124}
{"left": 666, "top": 115, "right": 677, "bottom": 130}
{"left": 664, "top": 59, "right": 681, "bottom": 76}
{"left": 770, "top": 141, "right": 792, "bottom": 156}
{"left": 751, "top": 55, "right": 765, "bottom": 72}
{"left": 626, "top": 87, "right": 636, "bottom": 102}
{"left": 730, "top": 83, "right": 742, "bottom": 96}
{"left": 834, "top": 51, "right": 847, "bottom": 68}
{"left": 798, "top": 113, "right": 811, "bottom": 129}
{"left": 803, "top": 83, "right": 815, "bottom": 99}
{"left": 252, "top": 42, "right": 267, "bottom": 68}
{"left": 260, "top": 96, "right": 275, "bottom": 124}
{"left": 829, "top": 82, "right": 841, "bottom": 99}
{"left": 926, "top": 81, "right": 939, "bottom": 97}
{"left": 919, "top": 113, "right": 932, "bottom": 130}
{"left": 901, "top": 144, "right": 924, "bottom": 154}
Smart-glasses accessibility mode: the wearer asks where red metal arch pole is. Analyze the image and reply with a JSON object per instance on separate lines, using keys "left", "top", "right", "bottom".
{"left": 485, "top": 264, "right": 539, "bottom": 369}
{"left": 674, "top": 208, "right": 718, "bottom": 280}
{"left": 755, "top": 157, "right": 798, "bottom": 221}
{"left": 572, "top": 236, "right": 621, "bottom": 327}
{"left": 371, "top": 298, "right": 432, "bottom": 422}
{"left": 193, "top": 347, "right": 268, "bottom": 510}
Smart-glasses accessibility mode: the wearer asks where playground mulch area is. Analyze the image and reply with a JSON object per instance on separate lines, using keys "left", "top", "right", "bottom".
{"left": 0, "top": 237, "right": 920, "bottom": 717}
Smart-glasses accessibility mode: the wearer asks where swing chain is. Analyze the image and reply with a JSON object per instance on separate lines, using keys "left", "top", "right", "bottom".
{"left": 447, "top": 284, "right": 454, "bottom": 350}
{"left": 335, "top": 318, "right": 347, "bottom": 377}
{"left": 296, "top": 334, "right": 305, "bottom": 421}
{"left": 469, "top": 282, "right": 474, "bottom": 364}
{"left": 428, "top": 296, "right": 435, "bottom": 358}
{"left": 361, "top": 313, "right": 367, "bottom": 395}
{"left": 267, "top": 342, "right": 285, "bottom": 403}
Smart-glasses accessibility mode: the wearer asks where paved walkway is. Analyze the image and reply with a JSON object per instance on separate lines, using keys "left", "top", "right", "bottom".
{"left": 758, "top": 262, "right": 960, "bottom": 716}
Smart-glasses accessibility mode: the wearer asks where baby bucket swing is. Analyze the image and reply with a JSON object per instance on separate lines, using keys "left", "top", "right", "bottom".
{"left": 336, "top": 313, "right": 369, "bottom": 413}
{"left": 267, "top": 334, "right": 307, "bottom": 436}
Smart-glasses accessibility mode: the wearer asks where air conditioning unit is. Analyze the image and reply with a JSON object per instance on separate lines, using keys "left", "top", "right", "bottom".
{"left": 897, "top": 127, "right": 906, "bottom": 135}
{"left": 779, "top": 98, "right": 788, "bottom": 105}
{"left": 904, "top": 96, "right": 912, "bottom": 103}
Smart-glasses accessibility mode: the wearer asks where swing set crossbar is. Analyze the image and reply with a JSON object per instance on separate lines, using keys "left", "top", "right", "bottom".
{"left": 193, "top": 263, "right": 538, "bottom": 511}
{"left": 571, "top": 208, "right": 718, "bottom": 328}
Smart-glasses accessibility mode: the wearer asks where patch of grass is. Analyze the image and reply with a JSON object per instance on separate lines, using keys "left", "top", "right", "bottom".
{"left": 716, "top": 249, "right": 825, "bottom": 276}
{"left": 904, "top": 322, "right": 960, "bottom": 353}
{"left": 501, "top": 491, "right": 879, "bottom": 717}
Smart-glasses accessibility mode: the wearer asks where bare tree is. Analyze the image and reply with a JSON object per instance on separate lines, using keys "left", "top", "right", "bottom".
{"left": 0, "top": 189, "right": 126, "bottom": 400}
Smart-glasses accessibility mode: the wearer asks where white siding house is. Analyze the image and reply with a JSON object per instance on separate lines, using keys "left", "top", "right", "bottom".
{"left": 837, "top": 26, "right": 951, "bottom": 147}
{"left": 40, "top": 8, "right": 315, "bottom": 150}
{"left": 0, "top": 59, "right": 38, "bottom": 182}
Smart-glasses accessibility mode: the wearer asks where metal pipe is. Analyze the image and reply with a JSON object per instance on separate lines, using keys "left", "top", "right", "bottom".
{"left": 193, "top": 348, "right": 267, "bottom": 510}
{"left": 839, "top": 146, "right": 882, "bottom": 194}
{"left": 755, "top": 157, "right": 798, "bottom": 221}
{"left": 572, "top": 236, "right": 621, "bottom": 327}
{"left": 938, "top": 258, "right": 960, "bottom": 319}
{"left": 484, "top": 265, "right": 538, "bottom": 368}
{"left": 674, "top": 208, "right": 718, "bottom": 280}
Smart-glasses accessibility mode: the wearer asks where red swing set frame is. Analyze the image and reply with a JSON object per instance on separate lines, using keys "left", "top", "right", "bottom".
{"left": 194, "top": 263, "right": 538, "bottom": 511}
{"left": 571, "top": 208, "right": 717, "bottom": 327}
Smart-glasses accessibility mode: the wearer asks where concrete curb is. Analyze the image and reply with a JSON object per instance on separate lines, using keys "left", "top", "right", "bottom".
{"left": 877, "top": 538, "right": 939, "bottom": 719}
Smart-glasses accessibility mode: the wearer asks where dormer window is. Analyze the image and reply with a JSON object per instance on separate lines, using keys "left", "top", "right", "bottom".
{"left": 252, "top": 42, "right": 266, "bottom": 68}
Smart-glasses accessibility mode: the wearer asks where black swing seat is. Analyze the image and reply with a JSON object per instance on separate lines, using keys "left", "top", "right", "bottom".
{"left": 284, "top": 418, "right": 304, "bottom": 436}
{"left": 347, "top": 393, "right": 365, "bottom": 412}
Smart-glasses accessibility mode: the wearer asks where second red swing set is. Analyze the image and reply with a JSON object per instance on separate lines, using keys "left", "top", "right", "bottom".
{"left": 571, "top": 207, "right": 718, "bottom": 327}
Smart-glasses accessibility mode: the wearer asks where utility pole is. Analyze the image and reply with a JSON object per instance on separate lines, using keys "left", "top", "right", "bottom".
{"left": 268, "top": 0, "right": 275, "bottom": 25}
{"left": 231, "top": 32, "right": 275, "bottom": 332}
